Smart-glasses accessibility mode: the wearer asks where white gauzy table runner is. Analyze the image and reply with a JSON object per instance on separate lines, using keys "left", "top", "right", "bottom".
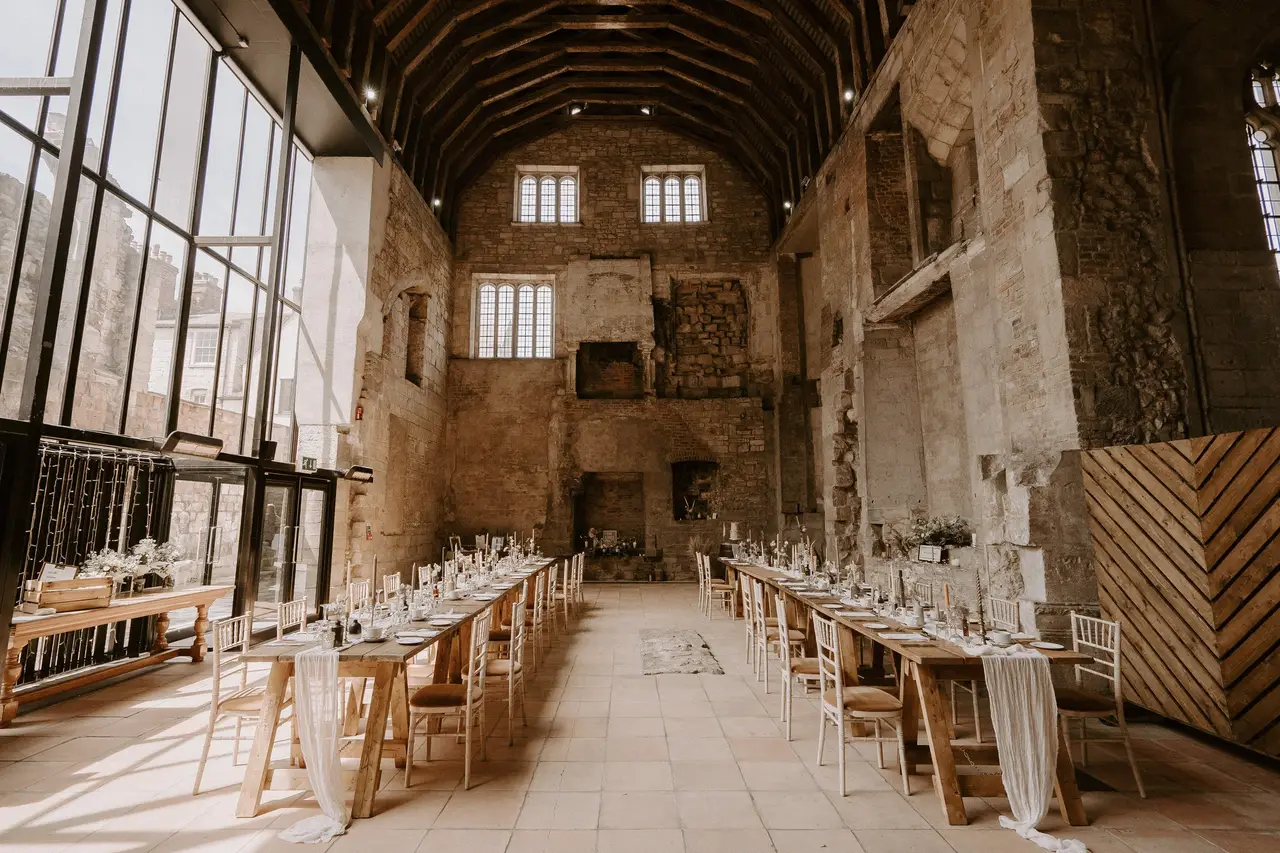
{"left": 279, "top": 646, "right": 350, "bottom": 843}
{"left": 981, "top": 648, "right": 1087, "bottom": 853}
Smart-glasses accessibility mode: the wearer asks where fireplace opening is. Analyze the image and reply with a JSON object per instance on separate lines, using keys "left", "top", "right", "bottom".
{"left": 574, "top": 472, "right": 645, "bottom": 554}
{"left": 672, "top": 460, "right": 719, "bottom": 521}
{"left": 577, "top": 342, "right": 643, "bottom": 399}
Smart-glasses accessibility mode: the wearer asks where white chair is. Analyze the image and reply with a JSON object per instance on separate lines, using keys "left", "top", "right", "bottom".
{"left": 406, "top": 608, "right": 490, "bottom": 790}
{"left": 543, "top": 564, "right": 558, "bottom": 635}
{"left": 812, "top": 611, "right": 909, "bottom": 797}
{"left": 491, "top": 536, "right": 505, "bottom": 553}
{"left": 528, "top": 571, "right": 546, "bottom": 669}
{"left": 276, "top": 598, "right": 307, "bottom": 640}
{"left": 752, "top": 579, "right": 802, "bottom": 693}
{"left": 382, "top": 573, "right": 401, "bottom": 602}
{"left": 702, "top": 555, "right": 733, "bottom": 618}
{"left": 775, "top": 592, "right": 820, "bottom": 740}
{"left": 741, "top": 578, "right": 756, "bottom": 665}
{"left": 475, "top": 534, "right": 489, "bottom": 552}
{"left": 912, "top": 581, "right": 935, "bottom": 605}
{"left": 193, "top": 615, "right": 292, "bottom": 795}
{"left": 417, "top": 563, "right": 434, "bottom": 590}
{"left": 571, "top": 552, "right": 586, "bottom": 613}
{"left": 552, "top": 559, "right": 572, "bottom": 626}
{"left": 347, "top": 579, "right": 371, "bottom": 610}
{"left": 952, "top": 596, "right": 1020, "bottom": 743}
{"left": 486, "top": 598, "right": 528, "bottom": 746}
{"left": 1059, "top": 612, "right": 1145, "bottom": 798}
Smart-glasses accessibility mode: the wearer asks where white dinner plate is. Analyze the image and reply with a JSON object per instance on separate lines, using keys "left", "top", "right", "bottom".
{"left": 863, "top": 623, "right": 889, "bottom": 630}
{"left": 428, "top": 618, "right": 458, "bottom": 626}
{"left": 395, "top": 637, "right": 424, "bottom": 646}
{"left": 1031, "top": 641, "right": 1064, "bottom": 650}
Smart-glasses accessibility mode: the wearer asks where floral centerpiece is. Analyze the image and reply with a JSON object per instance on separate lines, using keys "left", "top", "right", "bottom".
{"left": 906, "top": 516, "right": 973, "bottom": 563}
{"left": 82, "top": 538, "right": 185, "bottom": 593}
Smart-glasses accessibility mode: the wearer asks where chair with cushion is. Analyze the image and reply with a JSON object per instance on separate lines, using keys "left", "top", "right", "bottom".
{"left": 486, "top": 598, "right": 528, "bottom": 746}
{"left": 193, "top": 615, "right": 292, "bottom": 795}
{"left": 702, "top": 554, "right": 733, "bottom": 618}
{"left": 774, "top": 592, "right": 819, "bottom": 740}
{"left": 1059, "top": 612, "right": 1145, "bottom": 798}
{"left": 406, "top": 609, "right": 490, "bottom": 790}
{"left": 812, "top": 611, "right": 909, "bottom": 797}
{"left": 753, "top": 580, "right": 802, "bottom": 692}
{"left": 347, "top": 579, "right": 371, "bottom": 611}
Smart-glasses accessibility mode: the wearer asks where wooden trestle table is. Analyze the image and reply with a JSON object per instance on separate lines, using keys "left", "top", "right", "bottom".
{"left": 235, "top": 557, "right": 558, "bottom": 820}
{"left": 723, "top": 559, "right": 1091, "bottom": 827}
{"left": 4, "top": 584, "right": 233, "bottom": 726}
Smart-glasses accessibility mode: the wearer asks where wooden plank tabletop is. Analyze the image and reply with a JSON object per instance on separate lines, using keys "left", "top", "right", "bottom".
{"left": 10, "top": 585, "right": 233, "bottom": 639}
{"left": 241, "top": 559, "right": 556, "bottom": 664}
{"left": 724, "top": 559, "right": 1091, "bottom": 668}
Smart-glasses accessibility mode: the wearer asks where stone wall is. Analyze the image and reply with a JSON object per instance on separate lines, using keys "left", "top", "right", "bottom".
{"left": 442, "top": 122, "right": 780, "bottom": 576}
{"left": 298, "top": 158, "right": 454, "bottom": 594}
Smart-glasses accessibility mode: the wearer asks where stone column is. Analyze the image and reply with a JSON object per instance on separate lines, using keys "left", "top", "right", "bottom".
{"left": 566, "top": 344, "right": 579, "bottom": 394}
{"left": 639, "top": 341, "right": 655, "bottom": 397}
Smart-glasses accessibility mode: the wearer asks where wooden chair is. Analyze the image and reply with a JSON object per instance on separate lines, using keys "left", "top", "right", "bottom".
{"left": 347, "top": 579, "right": 371, "bottom": 610}
{"left": 702, "top": 555, "right": 733, "bottom": 618}
{"left": 546, "top": 564, "right": 561, "bottom": 635}
{"left": 812, "top": 611, "right": 909, "bottom": 797}
{"left": 753, "top": 579, "right": 802, "bottom": 693}
{"left": 774, "top": 591, "right": 820, "bottom": 740}
{"left": 276, "top": 598, "right": 307, "bottom": 640}
{"left": 485, "top": 598, "right": 528, "bottom": 746}
{"left": 1059, "top": 612, "right": 1145, "bottom": 798}
{"left": 575, "top": 552, "right": 586, "bottom": 611}
{"left": 406, "top": 608, "right": 490, "bottom": 790}
{"left": 193, "top": 615, "right": 292, "bottom": 795}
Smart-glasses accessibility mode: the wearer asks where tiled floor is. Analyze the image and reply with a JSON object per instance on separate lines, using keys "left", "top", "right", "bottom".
{"left": 2, "top": 584, "right": 1278, "bottom": 853}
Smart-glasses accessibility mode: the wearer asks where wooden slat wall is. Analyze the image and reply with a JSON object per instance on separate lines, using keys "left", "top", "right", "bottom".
{"left": 1083, "top": 428, "right": 1280, "bottom": 758}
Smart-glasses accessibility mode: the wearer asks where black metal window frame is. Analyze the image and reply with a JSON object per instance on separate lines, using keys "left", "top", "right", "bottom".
{"left": 1249, "top": 64, "right": 1280, "bottom": 273}
{"left": 0, "top": 0, "right": 310, "bottom": 456}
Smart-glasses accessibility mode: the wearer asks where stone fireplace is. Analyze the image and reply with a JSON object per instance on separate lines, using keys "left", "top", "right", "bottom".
{"left": 576, "top": 342, "right": 644, "bottom": 399}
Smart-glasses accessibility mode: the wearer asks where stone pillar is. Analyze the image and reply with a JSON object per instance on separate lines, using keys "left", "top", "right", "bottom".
{"left": 638, "top": 341, "right": 655, "bottom": 397}
{"left": 566, "top": 344, "right": 579, "bottom": 394}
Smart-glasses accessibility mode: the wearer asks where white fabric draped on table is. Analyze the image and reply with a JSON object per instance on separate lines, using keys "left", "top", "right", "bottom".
{"left": 981, "top": 647, "right": 1087, "bottom": 853}
{"left": 279, "top": 647, "right": 350, "bottom": 844}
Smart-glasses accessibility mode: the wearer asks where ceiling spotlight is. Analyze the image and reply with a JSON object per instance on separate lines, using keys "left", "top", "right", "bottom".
{"left": 432, "top": 198, "right": 442, "bottom": 207}
{"left": 364, "top": 87, "right": 377, "bottom": 102}
{"left": 844, "top": 89, "right": 855, "bottom": 102}
{"left": 783, "top": 200, "right": 793, "bottom": 210}
{"left": 640, "top": 105, "right": 652, "bottom": 115}
{"left": 569, "top": 104, "right": 583, "bottom": 115}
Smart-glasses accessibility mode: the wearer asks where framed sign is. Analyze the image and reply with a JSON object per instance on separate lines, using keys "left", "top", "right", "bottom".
{"left": 40, "top": 563, "right": 79, "bottom": 581}
{"left": 601, "top": 530, "right": 618, "bottom": 546}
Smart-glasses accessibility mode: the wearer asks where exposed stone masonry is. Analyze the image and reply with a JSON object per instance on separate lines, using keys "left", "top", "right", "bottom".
{"left": 666, "top": 279, "right": 749, "bottom": 399}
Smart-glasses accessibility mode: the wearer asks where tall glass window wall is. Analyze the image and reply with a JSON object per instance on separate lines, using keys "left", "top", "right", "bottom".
{"left": 0, "top": 0, "right": 311, "bottom": 458}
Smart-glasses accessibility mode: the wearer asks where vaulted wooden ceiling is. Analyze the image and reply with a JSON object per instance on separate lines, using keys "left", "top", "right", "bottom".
{"left": 284, "top": 0, "right": 908, "bottom": 234}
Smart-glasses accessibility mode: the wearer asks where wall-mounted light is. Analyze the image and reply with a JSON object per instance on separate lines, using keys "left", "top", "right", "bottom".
{"left": 342, "top": 465, "right": 375, "bottom": 483}
{"left": 364, "top": 87, "right": 377, "bottom": 103}
{"left": 569, "top": 104, "right": 583, "bottom": 115}
{"left": 160, "top": 431, "right": 224, "bottom": 459}
{"left": 640, "top": 105, "right": 652, "bottom": 115}
{"left": 432, "top": 198, "right": 442, "bottom": 207}
{"left": 844, "top": 89, "right": 855, "bottom": 103}
{"left": 783, "top": 200, "right": 793, "bottom": 210}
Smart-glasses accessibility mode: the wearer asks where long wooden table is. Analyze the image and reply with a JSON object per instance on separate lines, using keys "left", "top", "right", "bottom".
{"left": 235, "top": 558, "right": 558, "bottom": 820}
{"left": 3, "top": 584, "right": 232, "bottom": 725}
{"left": 724, "top": 560, "right": 1090, "bottom": 827}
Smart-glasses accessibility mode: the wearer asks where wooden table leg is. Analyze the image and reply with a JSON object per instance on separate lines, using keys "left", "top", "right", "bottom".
{"left": 913, "top": 663, "right": 968, "bottom": 826}
{"left": 353, "top": 661, "right": 396, "bottom": 819}
{"left": 152, "top": 611, "right": 170, "bottom": 654}
{"left": 188, "top": 604, "right": 210, "bottom": 662}
{"left": 236, "top": 661, "right": 291, "bottom": 818}
{"left": 1054, "top": 721, "right": 1089, "bottom": 825}
{"left": 1, "top": 640, "right": 25, "bottom": 726}
{"left": 390, "top": 668, "right": 409, "bottom": 769}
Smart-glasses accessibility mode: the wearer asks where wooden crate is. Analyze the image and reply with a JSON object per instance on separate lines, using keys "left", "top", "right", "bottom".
{"left": 1082, "top": 428, "right": 1280, "bottom": 758}
{"left": 21, "top": 576, "right": 113, "bottom": 613}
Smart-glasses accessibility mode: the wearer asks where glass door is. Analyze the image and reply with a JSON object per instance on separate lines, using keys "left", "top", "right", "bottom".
{"left": 253, "top": 480, "right": 297, "bottom": 632}
{"left": 295, "top": 484, "right": 328, "bottom": 615}
{"left": 166, "top": 467, "right": 246, "bottom": 631}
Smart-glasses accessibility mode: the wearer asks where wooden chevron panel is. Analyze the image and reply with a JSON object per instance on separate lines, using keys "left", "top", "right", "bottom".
{"left": 1083, "top": 428, "right": 1280, "bottom": 758}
